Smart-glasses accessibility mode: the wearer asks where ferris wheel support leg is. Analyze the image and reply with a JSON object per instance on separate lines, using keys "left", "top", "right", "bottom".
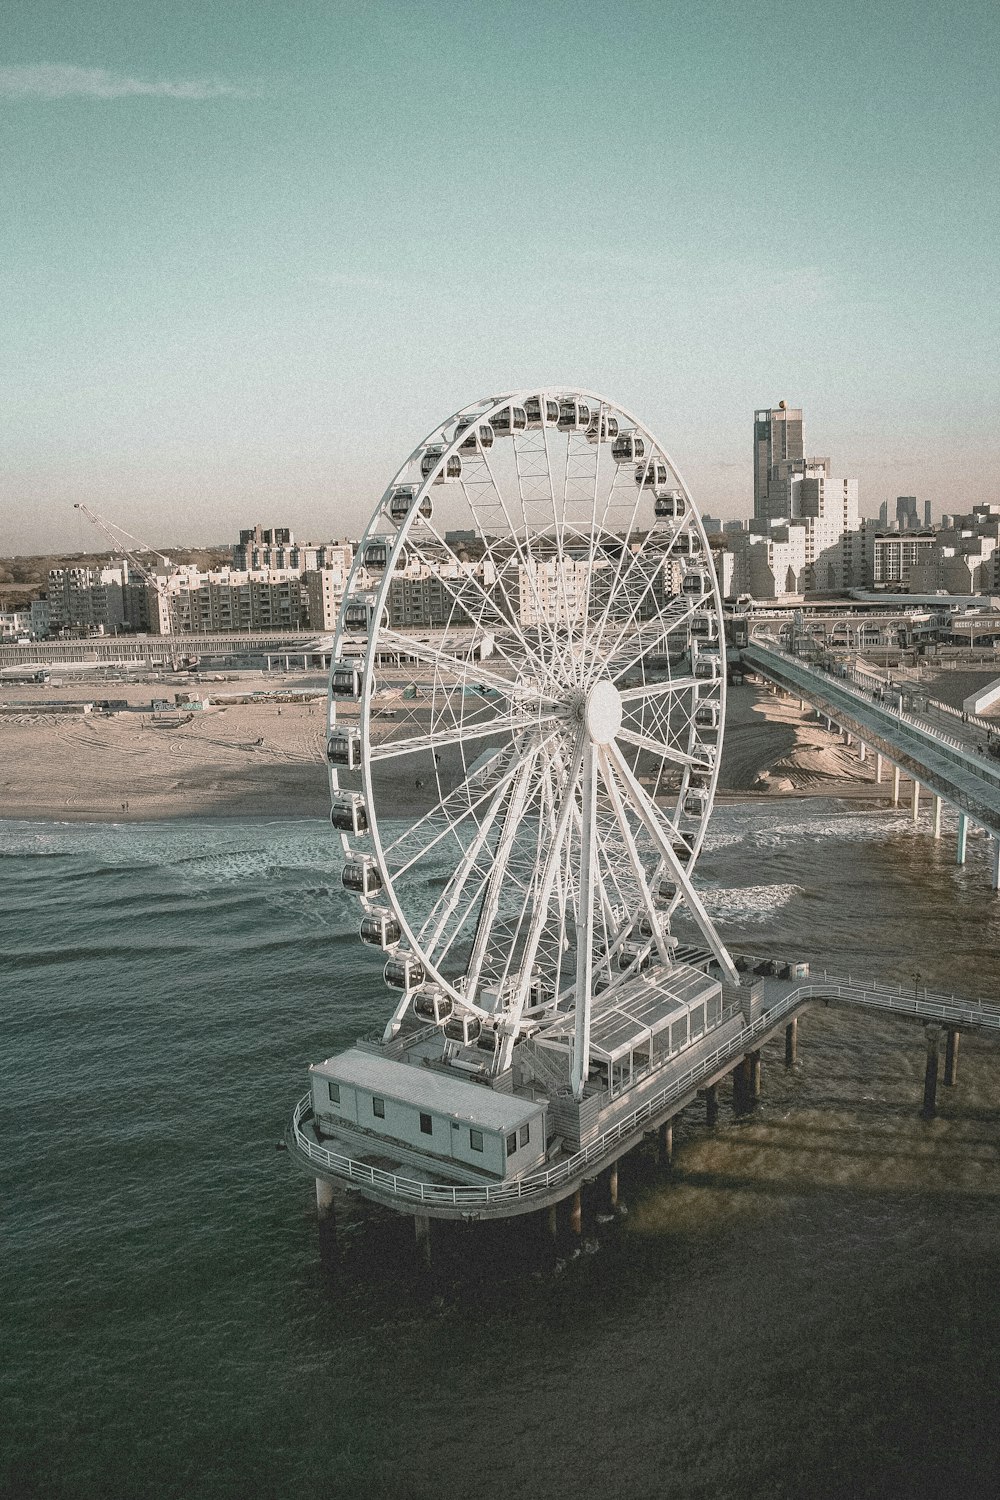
{"left": 571, "top": 742, "right": 598, "bottom": 1101}
{"left": 382, "top": 990, "right": 413, "bottom": 1045}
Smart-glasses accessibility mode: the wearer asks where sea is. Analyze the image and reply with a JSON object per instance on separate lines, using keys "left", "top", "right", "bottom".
{"left": 4, "top": 800, "right": 1000, "bottom": 1500}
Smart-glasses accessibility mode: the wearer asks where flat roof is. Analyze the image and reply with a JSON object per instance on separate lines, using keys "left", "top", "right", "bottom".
{"left": 537, "top": 961, "right": 722, "bottom": 1064}
{"left": 311, "top": 1047, "right": 542, "bottom": 1132}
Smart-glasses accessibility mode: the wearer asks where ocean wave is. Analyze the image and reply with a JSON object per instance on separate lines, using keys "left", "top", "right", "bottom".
{"left": 702, "top": 883, "right": 800, "bottom": 923}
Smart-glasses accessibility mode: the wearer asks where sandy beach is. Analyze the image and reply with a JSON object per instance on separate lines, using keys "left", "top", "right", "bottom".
{"left": 0, "top": 673, "right": 887, "bottom": 823}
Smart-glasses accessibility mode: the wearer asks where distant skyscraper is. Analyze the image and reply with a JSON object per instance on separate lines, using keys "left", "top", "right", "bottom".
{"left": 754, "top": 403, "right": 803, "bottom": 520}
{"left": 879, "top": 500, "right": 889, "bottom": 526}
{"left": 896, "top": 496, "right": 919, "bottom": 530}
{"left": 923, "top": 499, "right": 932, "bottom": 528}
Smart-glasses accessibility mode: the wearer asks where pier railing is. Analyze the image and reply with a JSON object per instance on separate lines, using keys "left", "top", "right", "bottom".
{"left": 289, "top": 976, "right": 1000, "bottom": 1210}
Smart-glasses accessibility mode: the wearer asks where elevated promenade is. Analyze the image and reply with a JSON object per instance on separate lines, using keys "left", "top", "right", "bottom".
{"left": 743, "top": 640, "right": 1000, "bottom": 886}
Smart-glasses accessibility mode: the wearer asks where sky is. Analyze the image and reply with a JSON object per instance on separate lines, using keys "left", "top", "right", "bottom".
{"left": 1, "top": 0, "right": 998, "bottom": 554}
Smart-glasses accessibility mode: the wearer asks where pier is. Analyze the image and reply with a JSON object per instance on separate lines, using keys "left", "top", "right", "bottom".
{"left": 288, "top": 968, "right": 999, "bottom": 1258}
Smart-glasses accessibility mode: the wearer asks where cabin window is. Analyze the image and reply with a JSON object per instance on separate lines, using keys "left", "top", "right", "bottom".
{"left": 470, "top": 1129, "right": 484, "bottom": 1152}
{"left": 506, "top": 1132, "right": 517, "bottom": 1156}
{"left": 372, "top": 1096, "right": 385, "bottom": 1119}
{"left": 327, "top": 1082, "right": 340, "bottom": 1106}
{"left": 420, "top": 1113, "right": 433, "bottom": 1136}
{"left": 519, "top": 1123, "right": 530, "bottom": 1148}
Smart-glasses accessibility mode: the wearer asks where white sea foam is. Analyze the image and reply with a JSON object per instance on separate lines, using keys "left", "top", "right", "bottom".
{"left": 702, "top": 883, "right": 800, "bottom": 923}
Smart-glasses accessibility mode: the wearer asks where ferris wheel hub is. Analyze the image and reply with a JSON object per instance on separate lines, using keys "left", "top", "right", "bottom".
{"left": 582, "top": 679, "right": 623, "bottom": 745}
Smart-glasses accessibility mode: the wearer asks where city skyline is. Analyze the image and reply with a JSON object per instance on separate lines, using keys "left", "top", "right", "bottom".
{"left": 2, "top": 0, "right": 998, "bottom": 555}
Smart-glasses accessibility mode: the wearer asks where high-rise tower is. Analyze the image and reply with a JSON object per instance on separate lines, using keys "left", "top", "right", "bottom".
{"left": 753, "top": 403, "right": 803, "bottom": 520}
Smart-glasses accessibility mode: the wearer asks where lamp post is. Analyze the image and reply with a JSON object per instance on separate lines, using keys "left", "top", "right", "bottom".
{"left": 913, "top": 969, "right": 921, "bottom": 1002}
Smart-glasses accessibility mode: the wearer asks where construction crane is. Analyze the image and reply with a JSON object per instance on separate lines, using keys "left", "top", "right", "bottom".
{"left": 73, "top": 502, "right": 171, "bottom": 585}
{"left": 73, "top": 502, "right": 180, "bottom": 644}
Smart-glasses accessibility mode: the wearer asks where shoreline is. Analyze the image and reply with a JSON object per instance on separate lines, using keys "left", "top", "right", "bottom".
{"left": 0, "top": 681, "right": 893, "bottom": 826}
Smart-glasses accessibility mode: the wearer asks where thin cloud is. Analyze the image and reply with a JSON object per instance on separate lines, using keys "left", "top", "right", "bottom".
{"left": 0, "top": 64, "right": 258, "bottom": 100}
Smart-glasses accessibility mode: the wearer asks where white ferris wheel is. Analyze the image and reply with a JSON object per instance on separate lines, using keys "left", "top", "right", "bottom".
{"left": 327, "top": 389, "right": 738, "bottom": 1101}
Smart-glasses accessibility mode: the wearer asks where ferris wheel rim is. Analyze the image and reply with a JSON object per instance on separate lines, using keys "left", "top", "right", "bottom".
{"left": 329, "top": 388, "right": 731, "bottom": 1025}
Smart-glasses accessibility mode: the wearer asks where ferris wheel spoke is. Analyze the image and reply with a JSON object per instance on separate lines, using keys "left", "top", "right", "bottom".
{"left": 618, "top": 676, "right": 701, "bottom": 704}
{"left": 372, "top": 627, "right": 528, "bottom": 702}
{"left": 367, "top": 710, "right": 562, "bottom": 764}
{"left": 604, "top": 740, "right": 738, "bottom": 983}
{"left": 603, "top": 598, "right": 703, "bottom": 686}
{"left": 597, "top": 749, "right": 672, "bottom": 965}
{"left": 581, "top": 485, "right": 648, "bottom": 670}
{"left": 493, "top": 735, "right": 587, "bottom": 1065}
{"left": 474, "top": 439, "right": 564, "bottom": 668}
{"left": 416, "top": 744, "right": 543, "bottom": 964}
{"left": 461, "top": 748, "right": 549, "bottom": 1000}
{"left": 416, "top": 516, "right": 546, "bottom": 676}
{"left": 614, "top": 725, "right": 699, "bottom": 768}
{"left": 593, "top": 571, "right": 693, "bottom": 687}
{"left": 377, "top": 745, "right": 514, "bottom": 861}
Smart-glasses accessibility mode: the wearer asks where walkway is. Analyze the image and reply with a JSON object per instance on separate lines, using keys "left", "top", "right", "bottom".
{"left": 743, "top": 640, "right": 1000, "bottom": 885}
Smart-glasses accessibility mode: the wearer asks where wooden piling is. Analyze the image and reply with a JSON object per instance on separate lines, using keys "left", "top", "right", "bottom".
{"left": 944, "top": 1027, "right": 960, "bottom": 1087}
{"left": 414, "top": 1212, "right": 432, "bottom": 1271}
{"left": 921, "top": 1027, "right": 941, "bottom": 1120}
{"left": 569, "top": 1187, "right": 582, "bottom": 1237}
{"left": 705, "top": 1084, "right": 719, "bottom": 1127}
{"left": 658, "top": 1120, "right": 673, "bottom": 1168}
{"left": 785, "top": 1017, "right": 798, "bottom": 1069}
{"left": 315, "top": 1177, "right": 337, "bottom": 1263}
{"left": 747, "top": 1050, "right": 762, "bottom": 1104}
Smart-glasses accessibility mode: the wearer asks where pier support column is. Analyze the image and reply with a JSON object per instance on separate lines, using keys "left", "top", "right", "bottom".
{"left": 414, "top": 1213, "right": 432, "bottom": 1272}
{"left": 957, "top": 814, "right": 968, "bottom": 865}
{"left": 705, "top": 1084, "right": 719, "bottom": 1127}
{"left": 944, "top": 1028, "right": 961, "bottom": 1087}
{"left": 911, "top": 780, "right": 920, "bottom": 822}
{"left": 569, "top": 1187, "right": 582, "bottom": 1237}
{"left": 546, "top": 1204, "right": 558, "bottom": 1246}
{"left": 933, "top": 796, "right": 942, "bottom": 839}
{"left": 845, "top": 731, "right": 853, "bottom": 747}
{"left": 921, "top": 1027, "right": 941, "bottom": 1120}
{"left": 733, "top": 1057, "right": 754, "bottom": 1115}
{"left": 992, "top": 838, "right": 1000, "bottom": 891}
{"left": 658, "top": 1120, "right": 673, "bottom": 1168}
{"left": 785, "top": 1017, "right": 798, "bottom": 1069}
{"left": 892, "top": 765, "right": 900, "bottom": 806}
{"left": 606, "top": 1161, "right": 619, "bottom": 1210}
{"left": 747, "top": 1050, "right": 762, "bottom": 1105}
{"left": 859, "top": 741, "right": 867, "bottom": 762}
{"left": 876, "top": 753, "right": 883, "bottom": 783}
{"left": 315, "top": 1178, "right": 337, "bottom": 1262}
{"left": 825, "top": 716, "right": 832, "bottom": 732}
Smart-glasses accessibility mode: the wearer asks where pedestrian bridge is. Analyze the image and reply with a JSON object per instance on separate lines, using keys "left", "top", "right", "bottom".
{"left": 742, "top": 640, "right": 1000, "bottom": 886}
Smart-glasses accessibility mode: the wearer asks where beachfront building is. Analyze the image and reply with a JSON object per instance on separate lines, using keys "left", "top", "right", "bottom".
{"left": 30, "top": 599, "right": 51, "bottom": 638}
{"left": 157, "top": 567, "right": 310, "bottom": 634}
{"left": 233, "top": 525, "right": 353, "bottom": 575}
{"left": 0, "top": 609, "right": 33, "bottom": 639}
{"left": 47, "top": 564, "right": 129, "bottom": 635}
{"left": 868, "top": 532, "right": 939, "bottom": 590}
{"left": 730, "top": 523, "right": 808, "bottom": 599}
{"left": 863, "top": 505, "right": 1000, "bottom": 594}
{"left": 517, "top": 555, "right": 601, "bottom": 628}
{"left": 750, "top": 405, "right": 862, "bottom": 593}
